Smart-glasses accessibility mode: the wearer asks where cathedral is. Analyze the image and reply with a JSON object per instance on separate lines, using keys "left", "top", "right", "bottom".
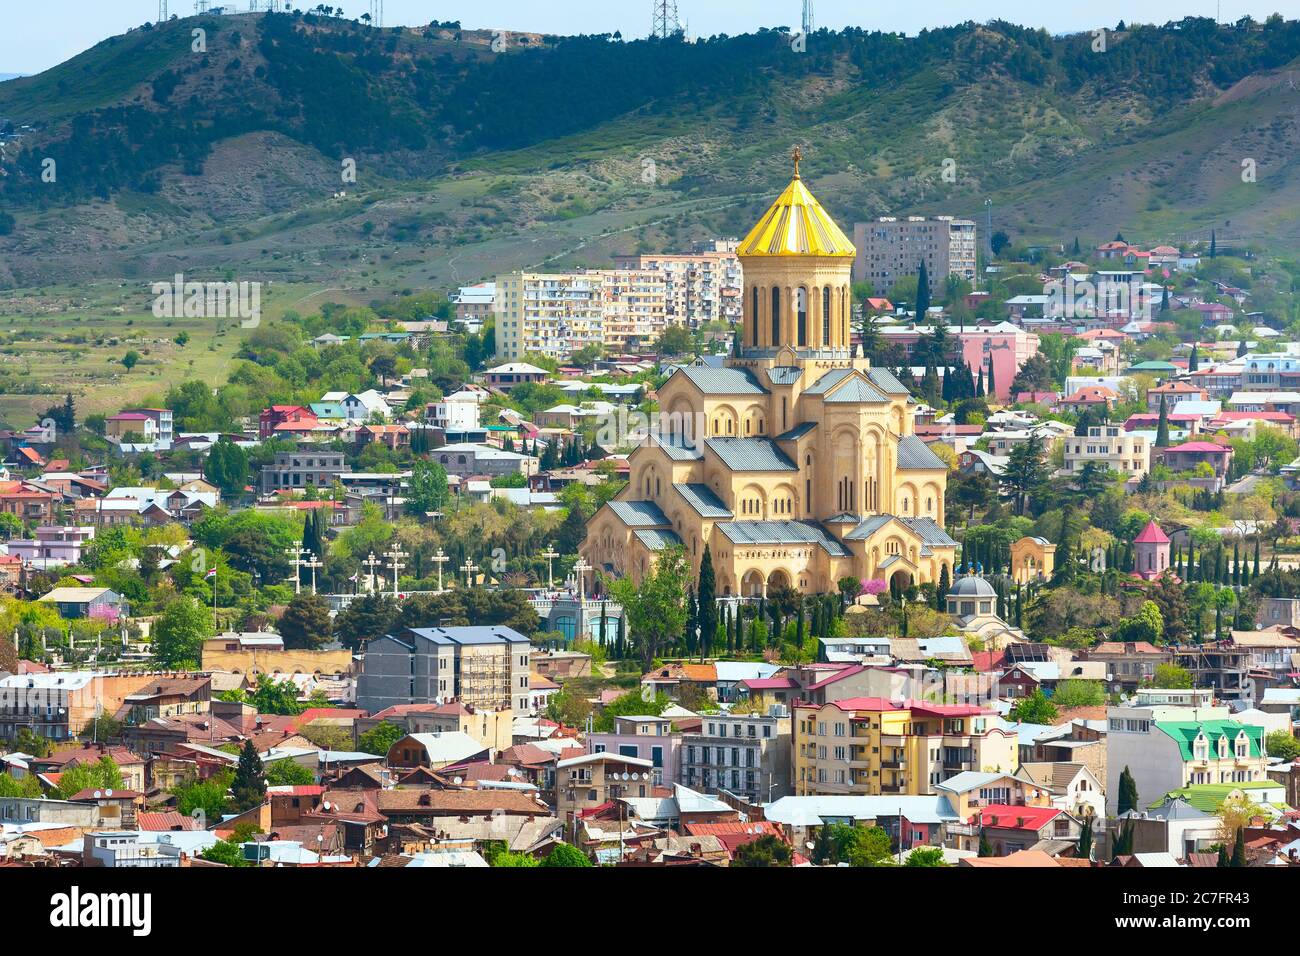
{"left": 582, "top": 150, "right": 958, "bottom": 598}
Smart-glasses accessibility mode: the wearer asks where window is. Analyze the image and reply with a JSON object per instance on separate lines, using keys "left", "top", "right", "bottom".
{"left": 771, "top": 288, "right": 781, "bottom": 343}
{"left": 822, "top": 287, "right": 831, "bottom": 343}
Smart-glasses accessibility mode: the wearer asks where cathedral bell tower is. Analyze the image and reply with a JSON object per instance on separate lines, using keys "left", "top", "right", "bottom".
{"left": 735, "top": 146, "right": 857, "bottom": 356}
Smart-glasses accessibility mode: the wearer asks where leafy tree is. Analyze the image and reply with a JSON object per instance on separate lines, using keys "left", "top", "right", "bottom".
{"left": 1050, "top": 680, "right": 1105, "bottom": 708}
{"left": 406, "top": 459, "right": 450, "bottom": 515}
{"left": 205, "top": 439, "right": 249, "bottom": 497}
{"left": 1117, "top": 600, "right": 1164, "bottom": 645}
{"left": 153, "top": 596, "right": 214, "bottom": 668}
{"left": 176, "top": 776, "right": 229, "bottom": 821}
{"left": 121, "top": 350, "right": 141, "bottom": 371}
{"left": 52, "top": 757, "right": 124, "bottom": 799}
{"left": 250, "top": 676, "right": 307, "bottom": 716}
{"left": 1007, "top": 688, "right": 1058, "bottom": 724}
{"left": 200, "top": 839, "right": 251, "bottom": 867}
{"left": 609, "top": 546, "right": 690, "bottom": 669}
{"left": 231, "top": 740, "right": 266, "bottom": 811}
{"left": 731, "top": 834, "right": 793, "bottom": 867}
{"left": 1000, "top": 432, "right": 1048, "bottom": 516}
{"left": 357, "top": 721, "right": 404, "bottom": 757}
{"left": 333, "top": 592, "right": 401, "bottom": 651}
{"left": 539, "top": 842, "right": 593, "bottom": 867}
{"left": 1266, "top": 730, "right": 1300, "bottom": 761}
{"left": 279, "top": 592, "right": 333, "bottom": 649}
{"left": 265, "top": 759, "right": 316, "bottom": 787}
{"left": 904, "top": 846, "right": 946, "bottom": 867}
{"left": 1150, "top": 663, "right": 1193, "bottom": 689}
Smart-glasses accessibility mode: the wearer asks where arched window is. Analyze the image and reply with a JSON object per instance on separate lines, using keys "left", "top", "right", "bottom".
{"left": 797, "top": 287, "right": 808, "bottom": 347}
{"left": 771, "top": 287, "right": 781, "bottom": 344}
{"left": 822, "top": 287, "right": 832, "bottom": 344}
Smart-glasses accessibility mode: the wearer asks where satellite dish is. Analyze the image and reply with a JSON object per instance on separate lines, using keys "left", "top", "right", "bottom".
{"left": 453, "top": 777, "right": 463, "bottom": 785}
{"left": 93, "top": 790, "right": 102, "bottom": 799}
{"left": 322, "top": 800, "right": 332, "bottom": 811}
{"left": 105, "top": 789, "right": 113, "bottom": 797}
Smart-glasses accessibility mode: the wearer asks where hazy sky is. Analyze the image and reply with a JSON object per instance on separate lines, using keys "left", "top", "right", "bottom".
{"left": 0, "top": 0, "right": 1289, "bottom": 75}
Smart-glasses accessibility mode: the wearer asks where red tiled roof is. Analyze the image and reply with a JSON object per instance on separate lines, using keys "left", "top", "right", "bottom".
{"left": 1163, "top": 441, "right": 1231, "bottom": 454}
{"left": 1134, "top": 521, "right": 1170, "bottom": 545}
{"left": 684, "top": 821, "right": 785, "bottom": 854}
{"left": 137, "top": 811, "right": 200, "bottom": 831}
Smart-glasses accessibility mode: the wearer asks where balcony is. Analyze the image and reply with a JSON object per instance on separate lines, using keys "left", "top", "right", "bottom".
{"left": 881, "top": 758, "right": 905, "bottom": 770}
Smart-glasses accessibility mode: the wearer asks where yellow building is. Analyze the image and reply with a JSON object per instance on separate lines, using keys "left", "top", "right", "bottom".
{"left": 1010, "top": 535, "right": 1056, "bottom": 585}
{"left": 583, "top": 150, "right": 957, "bottom": 596}
{"left": 792, "top": 697, "right": 1018, "bottom": 796}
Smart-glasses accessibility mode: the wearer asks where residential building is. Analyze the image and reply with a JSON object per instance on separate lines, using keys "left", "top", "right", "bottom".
{"left": 259, "top": 451, "right": 347, "bottom": 495}
{"left": 355, "top": 702, "right": 513, "bottom": 753}
{"left": 958, "top": 323, "right": 1040, "bottom": 402}
{"left": 588, "top": 715, "right": 681, "bottom": 788}
{"left": 451, "top": 281, "right": 496, "bottom": 327}
{"left": 105, "top": 413, "right": 157, "bottom": 443}
{"left": 431, "top": 442, "right": 535, "bottom": 479}
{"left": 613, "top": 248, "right": 742, "bottom": 329}
{"left": 483, "top": 362, "right": 550, "bottom": 390}
{"left": 792, "top": 697, "right": 1016, "bottom": 796}
{"left": 852, "top": 216, "right": 977, "bottom": 292}
{"left": 1106, "top": 705, "right": 1266, "bottom": 815}
{"left": 555, "top": 752, "right": 655, "bottom": 821}
{"left": 356, "top": 625, "right": 532, "bottom": 714}
{"left": 425, "top": 389, "right": 484, "bottom": 433}
{"left": 592, "top": 268, "right": 668, "bottom": 351}
{"left": 493, "top": 272, "right": 605, "bottom": 361}
{"left": 37, "top": 585, "right": 127, "bottom": 620}
{"left": 680, "top": 707, "right": 793, "bottom": 803}
{"left": 7, "top": 525, "right": 96, "bottom": 569}
{"left": 956, "top": 804, "right": 1084, "bottom": 857}
{"left": 1085, "top": 641, "right": 1172, "bottom": 692}
{"left": 1062, "top": 425, "right": 1150, "bottom": 480}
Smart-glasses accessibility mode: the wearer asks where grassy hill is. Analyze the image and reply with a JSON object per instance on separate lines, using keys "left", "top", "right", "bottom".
{"left": 2, "top": 11, "right": 1300, "bottom": 299}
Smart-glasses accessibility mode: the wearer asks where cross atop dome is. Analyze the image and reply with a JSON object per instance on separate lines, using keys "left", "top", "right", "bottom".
{"left": 792, "top": 144, "right": 803, "bottom": 179}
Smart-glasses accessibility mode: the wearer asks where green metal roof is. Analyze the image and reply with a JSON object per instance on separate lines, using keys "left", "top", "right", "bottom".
{"left": 1152, "top": 782, "right": 1286, "bottom": 814}
{"left": 1154, "top": 720, "right": 1264, "bottom": 761}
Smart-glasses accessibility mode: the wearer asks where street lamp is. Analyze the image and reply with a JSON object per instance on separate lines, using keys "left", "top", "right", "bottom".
{"left": 431, "top": 548, "right": 449, "bottom": 592}
{"left": 541, "top": 547, "right": 560, "bottom": 590}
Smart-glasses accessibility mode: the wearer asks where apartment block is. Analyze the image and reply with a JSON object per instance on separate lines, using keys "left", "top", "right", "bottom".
{"left": 494, "top": 272, "right": 605, "bottom": 361}
{"left": 613, "top": 245, "right": 742, "bottom": 330}
{"left": 1062, "top": 425, "right": 1150, "bottom": 478}
{"left": 680, "top": 707, "right": 792, "bottom": 803}
{"left": 592, "top": 269, "right": 669, "bottom": 352}
{"left": 356, "top": 626, "right": 532, "bottom": 714}
{"left": 792, "top": 698, "right": 1016, "bottom": 797}
{"left": 259, "top": 451, "right": 347, "bottom": 495}
{"left": 852, "top": 216, "right": 977, "bottom": 294}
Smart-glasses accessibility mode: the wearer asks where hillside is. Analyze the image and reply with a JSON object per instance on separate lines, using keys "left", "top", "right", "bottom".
{"left": 2, "top": 11, "right": 1300, "bottom": 297}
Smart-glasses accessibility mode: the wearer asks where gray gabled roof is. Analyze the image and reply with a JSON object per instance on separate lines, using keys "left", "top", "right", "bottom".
{"left": 647, "top": 432, "right": 704, "bottom": 461}
{"left": 868, "top": 367, "right": 913, "bottom": 396}
{"left": 717, "top": 520, "right": 851, "bottom": 557}
{"left": 824, "top": 376, "right": 888, "bottom": 404}
{"left": 897, "top": 434, "right": 948, "bottom": 470}
{"left": 704, "top": 437, "right": 797, "bottom": 472}
{"left": 608, "top": 500, "right": 672, "bottom": 528}
{"left": 672, "top": 366, "right": 767, "bottom": 395}
{"left": 804, "top": 367, "right": 855, "bottom": 395}
{"left": 900, "top": 516, "right": 959, "bottom": 547}
{"left": 825, "top": 511, "right": 860, "bottom": 524}
{"left": 845, "top": 514, "right": 895, "bottom": 540}
{"left": 634, "top": 528, "right": 684, "bottom": 551}
{"left": 675, "top": 483, "right": 733, "bottom": 519}
{"left": 775, "top": 421, "right": 817, "bottom": 442}
{"left": 766, "top": 366, "right": 803, "bottom": 387}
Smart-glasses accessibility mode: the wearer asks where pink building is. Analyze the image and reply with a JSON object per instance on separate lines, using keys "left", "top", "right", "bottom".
{"left": 959, "top": 323, "right": 1040, "bottom": 402}
{"left": 1133, "top": 521, "right": 1171, "bottom": 581}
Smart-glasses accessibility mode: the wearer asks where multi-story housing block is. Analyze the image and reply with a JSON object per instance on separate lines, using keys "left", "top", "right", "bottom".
{"left": 592, "top": 269, "right": 668, "bottom": 352}
{"left": 356, "top": 626, "right": 531, "bottom": 714}
{"left": 680, "top": 707, "right": 792, "bottom": 803}
{"left": 494, "top": 272, "right": 605, "bottom": 361}
{"left": 852, "top": 215, "right": 977, "bottom": 294}
{"left": 588, "top": 715, "right": 681, "bottom": 788}
{"left": 792, "top": 697, "right": 1016, "bottom": 797}
{"left": 1063, "top": 425, "right": 1150, "bottom": 478}
{"left": 613, "top": 246, "right": 743, "bottom": 329}
{"left": 259, "top": 451, "right": 347, "bottom": 495}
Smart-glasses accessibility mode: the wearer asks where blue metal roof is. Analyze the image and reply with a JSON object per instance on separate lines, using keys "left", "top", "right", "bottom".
{"left": 404, "top": 626, "right": 530, "bottom": 646}
{"left": 868, "top": 367, "right": 913, "bottom": 396}
{"left": 717, "top": 520, "right": 851, "bottom": 557}
{"left": 671, "top": 366, "right": 767, "bottom": 395}
{"left": 804, "top": 367, "right": 854, "bottom": 395}
{"left": 897, "top": 435, "right": 948, "bottom": 470}
{"left": 766, "top": 366, "right": 803, "bottom": 386}
{"left": 775, "top": 421, "right": 817, "bottom": 442}
{"left": 647, "top": 433, "right": 704, "bottom": 461}
{"left": 675, "top": 483, "right": 733, "bottom": 519}
{"left": 705, "top": 437, "right": 797, "bottom": 472}
{"left": 823, "top": 376, "right": 888, "bottom": 404}
{"left": 634, "top": 528, "right": 684, "bottom": 551}
{"left": 608, "top": 500, "right": 672, "bottom": 527}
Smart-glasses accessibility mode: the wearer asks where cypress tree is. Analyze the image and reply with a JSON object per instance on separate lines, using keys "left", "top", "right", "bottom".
{"left": 1231, "top": 827, "right": 1247, "bottom": 867}
{"left": 1188, "top": 343, "right": 1200, "bottom": 373}
{"left": 697, "top": 545, "right": 717, "bottom": 657}
{"left": 232, "top": 740, "right": 267, "bottom": 811}
{"left": 1232, "top": 542, "right": 1241, "bottom": 587}
{"left": 796, "top": 600, "right": 805, "bottom": 650}
{"left": 985, "top": 358, "right": 996, "bottom": 401}
{"left": 1217, "top": 844, "right": 1230, "bottom": 868}
{"left": 1254, "top": 538, "right": 1261, "bottom": 578}
{"left": 916, "top": 261, "right": 931, "bottom": 321}
{"left": 1117, "top": 766, "right": 1139, "bottom": 815}
{"left": 1155, "top": 394, "right": 1170, "bottom": 448}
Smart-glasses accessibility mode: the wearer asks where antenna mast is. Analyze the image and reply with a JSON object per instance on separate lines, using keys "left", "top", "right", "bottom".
{"left": 370, "top": 0, "right": 383, "bottom": 28}
{"left": 802, "top": 0, "right": 814, "bottom": 34}
{"left": 158, "top": 0, "right": 169, "bottom": 21}
{"left": 651, "top": 0, "right": 681, "bottom": 39}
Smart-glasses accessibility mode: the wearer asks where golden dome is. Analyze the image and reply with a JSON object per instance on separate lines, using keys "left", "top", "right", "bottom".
{"left": 737, "top": 148, "right": 856, "bottom": 259}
